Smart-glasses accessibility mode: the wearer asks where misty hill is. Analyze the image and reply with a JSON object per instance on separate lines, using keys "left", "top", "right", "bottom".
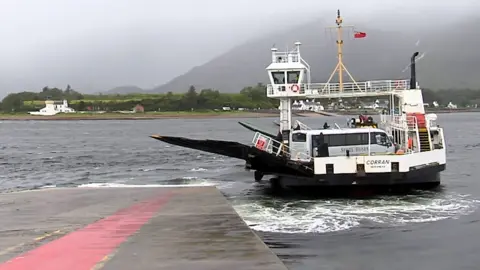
{"left": 150, "top": 16, "right": 480, "bottom": 93}
{"left": 105, "top": 85, "right": 146, "bottom": 94}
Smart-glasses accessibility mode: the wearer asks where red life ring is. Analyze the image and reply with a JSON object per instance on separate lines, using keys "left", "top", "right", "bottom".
{"left": 255, "top": 136, "right": 267, "bottom": 150}
{"left": 291, "top": 84, "right": 300, "bottom": 92}
{"left": 395, "top": 80, "right": 406, "bottom": 89}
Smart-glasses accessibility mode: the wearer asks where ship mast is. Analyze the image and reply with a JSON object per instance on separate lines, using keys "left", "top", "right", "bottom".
{"left": 324, "top": 10, "right": 361, "bottom": 92}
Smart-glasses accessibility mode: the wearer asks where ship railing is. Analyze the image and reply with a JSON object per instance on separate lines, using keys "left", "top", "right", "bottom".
{"left": 300, "top": 58, "right": 311, "bottom": 70}
{"left": 295, "top": 120, "right": 312, "bottom": 130}
{"left": 381, "top": 114, "right": 425, "bottom": 154}
{"left": 271, "top": 51, "right": 300, "bottom": 63}
{"left": 267, "top": 84, "right": 306, "bottom": 96}
{"left": 251, "top": 132, "right": 312, "bottom": 162}
{"left": 381, "top": 114, "right": 418, "bottom": 131}
{"left": 306, "top": 79, "right": 409, "bottom": 95}
{"left": 266, "top": 79, "right": 409, "bottom": 98}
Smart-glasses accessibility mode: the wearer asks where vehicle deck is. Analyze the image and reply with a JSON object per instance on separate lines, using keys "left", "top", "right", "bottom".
{"left": 0, "top": 186, "right": 287, "bottom": 270}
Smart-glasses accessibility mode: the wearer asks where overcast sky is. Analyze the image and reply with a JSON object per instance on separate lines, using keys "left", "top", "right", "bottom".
{"left": 0, "top": 0, "right": 479, "bottom": 97}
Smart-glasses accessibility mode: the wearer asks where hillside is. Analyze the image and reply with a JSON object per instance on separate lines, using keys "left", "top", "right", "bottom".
{"left": 150, "top": 16, "right": 480, "bottom": 93}
{"left": 105, "top": 85, "right": 146, "bottom": 94}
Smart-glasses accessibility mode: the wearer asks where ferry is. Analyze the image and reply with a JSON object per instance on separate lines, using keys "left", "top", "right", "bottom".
{"left": 151, "top": 10, "right": 446, "bottom": 194}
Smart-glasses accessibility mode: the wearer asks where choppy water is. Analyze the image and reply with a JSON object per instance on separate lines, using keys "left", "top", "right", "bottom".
{"left": 2, "top": 114, "right": 480, "bottom": 269}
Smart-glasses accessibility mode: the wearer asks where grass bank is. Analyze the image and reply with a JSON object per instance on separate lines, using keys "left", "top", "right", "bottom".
{"left": 0, "top": 111, "right": 278, "bottom": 121}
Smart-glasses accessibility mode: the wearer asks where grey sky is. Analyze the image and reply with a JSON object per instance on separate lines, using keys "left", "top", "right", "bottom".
{"left": 0, "top": 0, "right": 478, "bottom": 97}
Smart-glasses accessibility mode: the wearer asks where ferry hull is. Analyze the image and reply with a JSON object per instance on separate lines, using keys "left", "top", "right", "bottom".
{"left": 150, "top": 135, "right": 445, "bottom": 196}
{"left": 269, "top": 163, "right": 445, "bottom": 196}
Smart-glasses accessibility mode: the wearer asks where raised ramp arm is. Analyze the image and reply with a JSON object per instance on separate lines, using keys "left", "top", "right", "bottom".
{"left": 150, "top": 135, "right": 250, "bottom": 160}
{"left": 238, "top": 121, "right": 278, "bottom": 138}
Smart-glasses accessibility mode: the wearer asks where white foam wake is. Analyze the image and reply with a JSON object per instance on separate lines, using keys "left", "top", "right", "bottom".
{"left": 77, "top": 182, "right": 216, "bottom": 188}
{"left": 233, "top": 193, "right": 480, "bottom": 234}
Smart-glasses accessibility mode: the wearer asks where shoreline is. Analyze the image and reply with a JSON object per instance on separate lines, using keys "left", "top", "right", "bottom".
{"left": 0, "top": 112, "right": 279, "bottom": 121}
{"left": 0, "top": 109, "right": 477, "bottom": 121}
{"left": 335, "top": 109, "right": 480, "bottom": 115}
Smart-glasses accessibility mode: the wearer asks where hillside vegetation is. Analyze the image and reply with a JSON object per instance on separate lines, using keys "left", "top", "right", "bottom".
{"left": 0, "top": 84, "right": 277, "bottom": 113}
{"left": 2, "top": 83, "right": 480, "bottom": 114}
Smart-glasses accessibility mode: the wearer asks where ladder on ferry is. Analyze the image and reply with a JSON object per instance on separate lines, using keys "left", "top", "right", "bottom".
{"left": 279, "top": 100, "right": 290, "bottom": 131}
{"left": 418, "top": 128, "right": 431, "bottom": 152}
{"left": 409, "top": 113, "right": 431, "bottom": 152}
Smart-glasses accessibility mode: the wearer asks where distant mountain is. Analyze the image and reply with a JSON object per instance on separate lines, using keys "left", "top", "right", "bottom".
{"left": 149, "top": 16, "right": 480, "bottom": 93}
{"left": 105, "top": 85, "right": 146, "bottom": 94}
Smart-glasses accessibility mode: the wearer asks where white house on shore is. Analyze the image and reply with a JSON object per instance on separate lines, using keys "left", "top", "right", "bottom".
{"left": 290, "top": 100, "right": 325, "bottom": 112}
{"left": 29, "top": 100, "right": 75, "bottom": 116}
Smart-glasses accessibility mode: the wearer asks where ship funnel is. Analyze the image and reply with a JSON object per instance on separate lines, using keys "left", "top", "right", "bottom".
{"left": 410, "top": 52, "right": 419, "bottom": 89}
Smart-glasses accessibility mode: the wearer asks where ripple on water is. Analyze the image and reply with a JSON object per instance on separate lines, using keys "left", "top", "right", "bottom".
{"left": 233, "top": 193, "right": 480, "bottom": 234}
{"left": 3, "top": 118, "right": 480, "bottom": 239}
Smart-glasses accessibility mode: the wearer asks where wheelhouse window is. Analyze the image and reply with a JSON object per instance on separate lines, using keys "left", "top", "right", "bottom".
{"left": 292, "top": 132, "right": 307, "bottom": 142}
{"left": 287, "top": 71, "right": 300, "bottom": 84}
{"left": 271, "top": 71, "right": 285, "bottom": 84}
{"left": 370, "top": 132, "right": 389, "bottom": 145}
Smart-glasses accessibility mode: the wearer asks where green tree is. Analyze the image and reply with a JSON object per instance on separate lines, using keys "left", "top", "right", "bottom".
{"left": 5, "top": 84, "right": 480, "bottom": 113}
{"left": 1, "top": 94, "right": 24, "bottom": 112}
{"left": 181, "top": 85, "right": 198, "bottom": 110}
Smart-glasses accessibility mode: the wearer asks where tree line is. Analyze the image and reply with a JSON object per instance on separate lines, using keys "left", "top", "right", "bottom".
{"left": 0, "top": 84, "right": 278, "bottom": 112}
{"left": 1, "top": 84, "right": 480, "bottom": 113}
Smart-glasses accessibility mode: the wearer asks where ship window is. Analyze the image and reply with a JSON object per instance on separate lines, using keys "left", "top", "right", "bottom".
{"left": 324, "top": 134, "right": 346, "bottom": 147}
{"left": 292, "top": 133, "right": 306, "bottom": 142}
{"left": 370, "top": 132, "right": 388, "bottom": 145}
{"left": 345, "top": 133, "right": 369, "bottom": 146}
{"left": 287, "top": 71, "right": 300, "bottom": 84}
{"left": 271, "top": 71, "right": 285, "bottom": 84}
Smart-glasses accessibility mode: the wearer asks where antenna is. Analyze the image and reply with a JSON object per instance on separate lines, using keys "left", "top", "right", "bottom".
{"left": 323, "top": 10, "right": 362, "bottom": 92}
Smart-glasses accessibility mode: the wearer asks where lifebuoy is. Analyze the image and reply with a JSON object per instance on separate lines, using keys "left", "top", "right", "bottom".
{"left": 255, "top": 137, "right": 267, "bottom": 150}
{"left": 291, "top": 84, "right": 300, "bottom": 92}
{"left": 395, "top": 80, "right": 406, "bottom": 89}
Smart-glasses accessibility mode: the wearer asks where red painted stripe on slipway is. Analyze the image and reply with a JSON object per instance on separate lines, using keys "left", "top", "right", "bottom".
{"left": 0, "top": 192, "right": 173, "bottom": 270}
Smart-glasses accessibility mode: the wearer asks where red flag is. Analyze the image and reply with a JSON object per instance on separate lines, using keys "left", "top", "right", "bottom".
{"left": 354, "top": 31, "right": 366, "bottom": 38}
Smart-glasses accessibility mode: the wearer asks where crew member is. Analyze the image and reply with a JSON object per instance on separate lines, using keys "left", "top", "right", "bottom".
{"left": 359, "top": 114, "right": 367, "bottom": 123}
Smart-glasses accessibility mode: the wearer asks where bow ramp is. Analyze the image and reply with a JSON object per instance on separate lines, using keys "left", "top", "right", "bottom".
{"left": 150, "top": 134, "right": 250, "bottom": 160}
{"left": 150, "top": 134, "right": 314, "bottom": 177}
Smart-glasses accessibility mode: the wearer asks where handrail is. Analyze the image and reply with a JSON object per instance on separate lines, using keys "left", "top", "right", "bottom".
{"left": 266, "top": 79, "right": 409, "bottom": 98}
{"left": 251, "top": 132, "right": 312, "bottom": 162}
{"left": 295, "top": 120, "right": 312, "bottom": 130}
{"left": 381, "top": 114, "right": 427, "bottom": 153}
{"left": 414, "top": 117, "right": 420, "bottom": 153}
{"left": 382, "top": 114, "right": 418, "bottom": 131}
